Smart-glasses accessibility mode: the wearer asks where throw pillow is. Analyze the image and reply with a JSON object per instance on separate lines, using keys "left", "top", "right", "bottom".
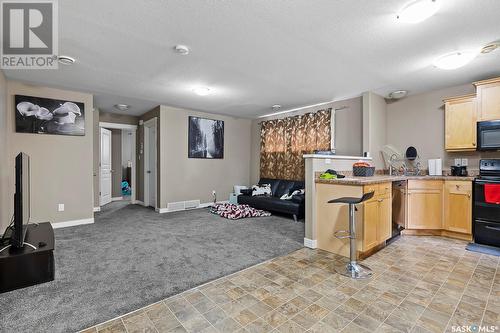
{"left": 252, "top": 184, "right": 272, "bottom": 196}
{"left": 280, "top": 189, "right": 305, "bottom": 200}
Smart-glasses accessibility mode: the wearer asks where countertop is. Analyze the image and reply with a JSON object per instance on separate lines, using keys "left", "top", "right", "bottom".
{"left": 315, "top": 174, "right": 475, "bottom": 185}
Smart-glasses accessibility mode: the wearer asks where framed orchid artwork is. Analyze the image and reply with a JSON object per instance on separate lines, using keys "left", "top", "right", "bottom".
{"left": 15, "top": 95, "right": 85, "bottom": 136}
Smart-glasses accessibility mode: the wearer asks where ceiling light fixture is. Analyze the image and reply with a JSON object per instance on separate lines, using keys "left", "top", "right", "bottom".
{"left": 387, "top": 90, "right": 408, "bottom": 99}
{"left": 193, "top": 87, "right": 211, "bottom": 96}
{"left": 433, "top": 50, "right": 479, "bottom": 70}
{"left": 481, "top": 41, "right": 500, "bottom": 54}
{"left": 114, "top": 104, "right": 130, "bottom": 111}
{"left": 57, "top": 55, "right": 76, "bottom": 65}
{"left": 271, "top": 104, "right": 282, "bottom": 111}
{"left": 397, "top": 0, "right": 440, "bottom": 23}
{"left": 174, "top": 45, "right": 190, "bottom": 55}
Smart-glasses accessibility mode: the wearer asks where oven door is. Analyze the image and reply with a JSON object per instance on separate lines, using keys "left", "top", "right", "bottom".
{"left": 474, "top": 179, "right": 500, "bottom": 223}
{"left": 474, "top": 219, "right": 500, "bottom": 247}
{"left": 477, "top": 120, "right": 500, "bottom": 151}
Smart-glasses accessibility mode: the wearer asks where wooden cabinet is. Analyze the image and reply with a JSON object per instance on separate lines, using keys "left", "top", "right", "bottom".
{"left": 474, "top": 77, "right": 500, "bottom": 121}
{"left": 363, "top": 183, "right": 392, "bottom": 250}
{"left": 407, "top": 180, "right": 443, "bottom": 229}
{"left": 444, "top": 94, "right": 477, "bottom": 151}
{"left": 444, "top": 181, "right": 472, "bottom": 234}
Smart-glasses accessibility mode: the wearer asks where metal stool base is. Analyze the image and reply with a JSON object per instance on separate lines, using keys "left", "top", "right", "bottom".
{"left": 335, "top": 262, "right": 373, "bottom": 279}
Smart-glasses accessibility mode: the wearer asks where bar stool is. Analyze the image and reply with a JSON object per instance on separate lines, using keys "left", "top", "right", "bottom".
{"left": 328, "top": 191, "right": 375, "bottom": 279}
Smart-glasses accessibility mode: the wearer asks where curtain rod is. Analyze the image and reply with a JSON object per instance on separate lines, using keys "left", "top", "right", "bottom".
{"left": 258, "top": 105, "right": 348, "bottom": 124}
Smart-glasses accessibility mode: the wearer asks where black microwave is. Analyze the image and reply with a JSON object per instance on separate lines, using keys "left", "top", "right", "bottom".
{"left": 477, "top": 120, "right": 500, "bottom": 151}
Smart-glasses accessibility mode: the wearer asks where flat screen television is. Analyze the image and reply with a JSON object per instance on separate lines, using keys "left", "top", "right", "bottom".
{"left": 11, "top": 152, "right": 30, "bottom": 248}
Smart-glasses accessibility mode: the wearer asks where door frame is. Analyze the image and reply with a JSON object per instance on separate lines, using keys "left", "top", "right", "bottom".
{"left": 99, "top": 122, "right": 138, "bottom": 206}
{"left": 143, "top": 117, "right": 158, "bottom": 210}
{"left": 99, "top": 127, "right": 112, "bottom": 206}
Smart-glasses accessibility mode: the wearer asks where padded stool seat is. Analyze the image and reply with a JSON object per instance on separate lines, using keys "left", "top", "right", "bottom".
{"left": 328, "top": 191, "right": 374, "bottom": 279}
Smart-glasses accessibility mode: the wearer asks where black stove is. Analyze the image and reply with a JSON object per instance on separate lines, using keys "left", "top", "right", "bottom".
{"left": 473, "top": 159, "right": 500, "bottom": 248}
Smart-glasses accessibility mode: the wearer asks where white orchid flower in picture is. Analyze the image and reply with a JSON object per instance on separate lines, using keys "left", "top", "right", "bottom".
{"left": 15, "top": 95, "right": 85, "bottom": 136}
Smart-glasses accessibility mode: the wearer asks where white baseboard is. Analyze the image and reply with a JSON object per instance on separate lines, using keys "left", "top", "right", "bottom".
{"left": 93, "top": 207, "right": 101, "bottom": 212}
{"left": 51, "top": 218, "right": 94, "bottom": 229}
{"left": 111, "top": 196, "right": 123, "bottom": 202}
{"left": 304, "top": 238, "right": 317, "bottom": 249}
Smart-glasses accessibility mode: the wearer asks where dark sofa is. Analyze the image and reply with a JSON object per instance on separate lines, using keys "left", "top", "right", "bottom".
{"left": 237, "top": 178, "right": 305, "bottom": 221}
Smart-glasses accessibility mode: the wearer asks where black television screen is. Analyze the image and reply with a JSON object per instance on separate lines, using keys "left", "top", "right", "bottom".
{"left": 12, "top": 152, "right": 30, "bottom": 248}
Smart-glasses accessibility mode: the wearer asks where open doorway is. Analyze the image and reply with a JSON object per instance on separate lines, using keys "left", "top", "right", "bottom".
{"left": 99, "top": 122, "right": 137, "bottom": 209}
{"left": 143, "top": 117, "right": 157, "bottom": 209}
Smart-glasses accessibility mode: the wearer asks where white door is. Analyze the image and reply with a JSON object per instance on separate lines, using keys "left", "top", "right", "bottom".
{"left": 100, "top": 128, "right": 112, "bottom": 206}
{"left": 144, "top": 118, "right": 157, "bottom": 208}
{"left": 148, "top": 126, "right": 157, "bottom": 207}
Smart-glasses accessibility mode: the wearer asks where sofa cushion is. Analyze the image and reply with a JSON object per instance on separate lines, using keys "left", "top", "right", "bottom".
{"left": 259, "top": 178, "right": 281, "bottom": 195}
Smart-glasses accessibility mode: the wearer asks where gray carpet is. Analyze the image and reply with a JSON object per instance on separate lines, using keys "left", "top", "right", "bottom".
{"left": 0, "top": 203, "right": 304, "bottom": 333}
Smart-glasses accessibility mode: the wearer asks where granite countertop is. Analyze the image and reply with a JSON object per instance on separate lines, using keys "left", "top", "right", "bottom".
{"left": 315, "top": 174, "right": 475, "bottom": 185}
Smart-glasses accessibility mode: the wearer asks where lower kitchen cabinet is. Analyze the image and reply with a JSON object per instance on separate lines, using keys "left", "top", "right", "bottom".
{"left": 407, "top": 180, "right": 443, "bottom": 229}
{"left": 363, "top": 183, "right": 392, "bottom": 250}
{"left": 444, "top": 181, "right": 472, "bottom": 234}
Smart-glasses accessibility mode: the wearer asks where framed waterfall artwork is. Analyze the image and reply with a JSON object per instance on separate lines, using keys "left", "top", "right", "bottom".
{"left": 15, "top": 95, "right": 85, "bottom": 136}
{"left": 188, "top": 116, "right": 224, "bottom": 159}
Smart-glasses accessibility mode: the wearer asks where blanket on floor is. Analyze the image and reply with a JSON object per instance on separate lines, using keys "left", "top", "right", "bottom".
{"left": 210, "top": 203, "right": 271, "bottom": 220}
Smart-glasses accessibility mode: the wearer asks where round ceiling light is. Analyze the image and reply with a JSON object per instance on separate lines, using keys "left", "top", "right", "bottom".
{"left": 272, "top": 104, "right": 282, "bottom": 111}
{"left": 193, "top": 87, "right": 211, "bottom": 96}
{"left": 397, "top": 0, "right": 440, "bottom": 23}
{"left": 481, "top": 41, "right": 500, "bottom": 54}
{"left": 58, "top": 55, "right": 76, "bottom": 65}
{"left": 114, "top": 104, "right": 130, "bottom": 111}
{"left": 174, "top": 45, "right": 190, "bottom": 55}
{"left": 433, "top": 50, "right": 478, "bottom": 70}
{"left": 387, "top": 90, "right": 408, "bottom": 99}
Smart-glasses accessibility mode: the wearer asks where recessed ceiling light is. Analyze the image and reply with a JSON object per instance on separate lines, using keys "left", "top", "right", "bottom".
{"left": 114, "top": 104, "right": 130, "bottom": 111}
{"left": 57, "top": 55, "right": 76, "bottom": 65}
{"left": 397, "top": 0, "right": 440, "bottom": 23}
{"left": 174, "top": 45, "right": 190, "bottom": 55}
{"left": 433, "top": 50, "right": 478, "bottom": 70}
{"left": 481, "top": 41, "right": 500, "bottom": 54}
{"left": 193, "top": 87, "right": 211, "bottom": 96}
{"left": 387, "top": 90, "right": 408, "bottom": 99}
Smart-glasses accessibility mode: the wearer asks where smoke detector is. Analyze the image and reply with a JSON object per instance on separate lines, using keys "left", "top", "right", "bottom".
{"left": 387, "top": 90, "right": 408, "bottom": 100}
{"left": 174, "top": 45, "right": 190, "bottom": 55}
{"left": 481, "top": 41, "right": 500, "bottom": 54}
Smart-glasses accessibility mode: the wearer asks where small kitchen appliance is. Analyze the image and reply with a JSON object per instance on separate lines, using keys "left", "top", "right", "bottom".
{"left": 451, "top": 165, "right": 468, "bottom": 176}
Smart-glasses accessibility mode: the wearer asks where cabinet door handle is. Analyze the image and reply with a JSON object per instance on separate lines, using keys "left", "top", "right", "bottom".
{"left": 472, "top": 143, "right": 476, "bottom": 146}
{"left": 378, "top": 199, "right": 383, "bottom": 202}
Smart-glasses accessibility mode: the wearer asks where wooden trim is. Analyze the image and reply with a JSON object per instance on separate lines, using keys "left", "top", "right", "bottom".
{"left": 443, "top": 94, "right": 476, "bottom": 103}
{"left": 99, "top": 121, "right": 138, "bottom": 130}
{"left": 402, "top": 229, "right": 472, "bottom": 241}
{"left": 473, "top": 77, "right": 500, "bottom": 86}
{"left": 358, "top": 242, "right": 385, "bottom": 260}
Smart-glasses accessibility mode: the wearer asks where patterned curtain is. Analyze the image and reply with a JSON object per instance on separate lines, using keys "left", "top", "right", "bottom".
{"left": 260, "top": 109, "right": 331, "bottom": 180}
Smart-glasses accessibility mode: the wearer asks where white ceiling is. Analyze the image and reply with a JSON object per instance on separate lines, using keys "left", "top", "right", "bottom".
{"left": 3, "top": 0, "right": 500, "bottom": 117}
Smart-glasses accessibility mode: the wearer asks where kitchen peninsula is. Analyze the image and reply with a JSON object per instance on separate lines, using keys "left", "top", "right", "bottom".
{"left": 314, "top": 173, "right": 474, "bottom": 259}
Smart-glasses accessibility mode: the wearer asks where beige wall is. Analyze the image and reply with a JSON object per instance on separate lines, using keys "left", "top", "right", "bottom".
{"left": 0, "top": 71, "right": 8, "bottom": 233}
{"left": 363, "top": 92, "right": 387, "bottom": 169}
{"left": 99, "top": 111, "right": 139, "bottom": 126}
{"left": 4, "top": 81, "right": 94, "bottom": 229}
{"left": 250, "top": 96, "right": 363, "bottom": 184}
{"left": 161, "top": 105, "right": 251, "bottom": 206}
{"left": 386, "top": 83, "right": 500, "bottom": 170}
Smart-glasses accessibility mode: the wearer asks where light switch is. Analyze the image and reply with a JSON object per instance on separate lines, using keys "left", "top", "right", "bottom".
{"left": 58, "top": 204, "right": 65, "bottom": 212}
{"left": 325, "top": 159, "right": 331, "bottom": 164}
{"left": 454, "top": 158, "right": 462, "bottom": 166}
{"left": 461, "top": 158, "right": 468, "bottom": 167}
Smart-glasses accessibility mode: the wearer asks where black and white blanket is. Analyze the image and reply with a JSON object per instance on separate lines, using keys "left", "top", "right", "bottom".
{"left": 210, "top": 203, "right": 271, "bottom": 220}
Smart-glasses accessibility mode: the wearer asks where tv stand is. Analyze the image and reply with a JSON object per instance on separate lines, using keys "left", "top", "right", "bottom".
{"left": 0, "top": 222, "right": 54, "bottom": 293}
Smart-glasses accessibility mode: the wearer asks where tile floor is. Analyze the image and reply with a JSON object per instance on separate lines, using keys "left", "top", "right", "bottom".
{"left": 80, "top": 236, "right": 499, "bottom": 333}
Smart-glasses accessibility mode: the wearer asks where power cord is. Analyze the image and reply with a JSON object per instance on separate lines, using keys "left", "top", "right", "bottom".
{"left": 0, "top": 214, "right": 14, "bottom": 246}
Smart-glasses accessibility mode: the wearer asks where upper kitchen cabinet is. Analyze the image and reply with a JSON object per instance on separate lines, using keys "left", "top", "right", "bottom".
{"left": 444, "top": 94, "right": 477, "bottom": 151}
{"left": 474, "top": 77, "right": 500, "bottom": 121}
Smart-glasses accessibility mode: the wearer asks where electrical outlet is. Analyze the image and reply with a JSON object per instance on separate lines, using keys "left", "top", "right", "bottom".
{"left": 58, "top": 204, "right": 65, "bottom": 212}
{"left": 454, "top": 158, "right": 462, "bottom": 167}
{"left": 212, "top": 190, "right": 216, "bottom": 196}
{"left": 325, "top": 158, "right": 331, "bottom": 164}
{"left": 461, "top": 158, "right": 468, "bottom": 167}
